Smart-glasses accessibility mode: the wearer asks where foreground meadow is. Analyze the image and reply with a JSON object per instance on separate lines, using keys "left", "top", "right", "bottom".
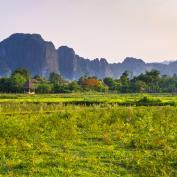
{"left": 0, "top": 94, "right": 177, "bottom": 176}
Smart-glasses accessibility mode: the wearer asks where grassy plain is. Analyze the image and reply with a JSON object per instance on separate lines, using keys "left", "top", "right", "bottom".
{"left": 0, "top": 92, "right": 177, "bottom": 105}
{"left": 0, "top": 93, "right": 177, "bottom": 176}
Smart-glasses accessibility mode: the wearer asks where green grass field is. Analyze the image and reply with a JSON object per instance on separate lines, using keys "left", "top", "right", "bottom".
{"left": 0, "top": 93, "right": 177, "bottom": 176}
{"left": 0, "top": 92, "right": 177, "bottom": 105}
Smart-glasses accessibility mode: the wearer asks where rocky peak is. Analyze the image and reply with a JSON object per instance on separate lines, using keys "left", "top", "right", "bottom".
{"left": 4, "top": 33, "right": 44, "bottom": 43}
{"left": 100, "top": 58, "right": 108, "bottom": 64}
{"left": 58, "top": 46, "right": 75, "bottom": 57}
{"left": 57, "top": 46, "right": 77, "bottom": 80}
{"left": 0, "top": 33, "right": 59, "bottom": 77}
{"left": 1, "top": 33, "right": 177, "bottom": 79}
{"left": 123, "top": 57, "right": 145, "bottom": 65}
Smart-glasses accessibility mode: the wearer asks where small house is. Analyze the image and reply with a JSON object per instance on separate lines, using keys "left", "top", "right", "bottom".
{"left": 24, "top": 80, "right": 36, "bottom": 94}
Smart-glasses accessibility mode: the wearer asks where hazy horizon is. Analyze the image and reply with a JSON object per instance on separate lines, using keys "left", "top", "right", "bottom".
{"left": 1, "top": 0, "right": 177, "bottom": 63}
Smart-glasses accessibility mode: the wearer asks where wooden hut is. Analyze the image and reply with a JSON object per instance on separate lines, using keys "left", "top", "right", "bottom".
{"left": 24, "top": 80, "right": 36, "bottom": 94}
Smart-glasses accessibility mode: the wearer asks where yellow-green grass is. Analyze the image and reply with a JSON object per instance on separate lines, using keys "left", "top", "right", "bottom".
{"left": 0, "top": 102, "right": 177, "bottom": 176}
{"left": 0, "top": 93, "right": 177, "bottom": 105}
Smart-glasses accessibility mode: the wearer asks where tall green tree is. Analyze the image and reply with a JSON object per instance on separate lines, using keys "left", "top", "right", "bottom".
{"left": 11, "top": 68, "right": 31, "bottom": 80}
{"left": 36, "top": 83, "right": 52, "bottom": 93}
{"left": 120, "top": 71, "right": 130, "bottom": 93}
{"left": 49, "top": 72, "right": 63, "bottom": 84}
{"left": 0, "top": 78, "right": 12, "bottom": 93}
{"left": 10, "top": 73, "right": 27, "bottom": 92}
{"left": 68, "top": 81, "right": 80, "bottom": 92}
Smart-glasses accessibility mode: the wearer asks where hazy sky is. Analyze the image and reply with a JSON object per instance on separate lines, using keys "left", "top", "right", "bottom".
{"left": 0, "top": 0, "right": 177, "bottom": 63}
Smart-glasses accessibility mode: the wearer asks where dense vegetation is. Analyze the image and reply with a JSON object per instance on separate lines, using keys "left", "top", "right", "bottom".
{"left": 0, "top": 93, "right": 177, "bottom": 106}
{"left": 1, "top": 70, "right": 177, "bottom": 176}
{"left": 1, "top": 68, "right": 177, "bottom": 93}
{"left": 0, "top": 94, "right": 177, "bottom": 176}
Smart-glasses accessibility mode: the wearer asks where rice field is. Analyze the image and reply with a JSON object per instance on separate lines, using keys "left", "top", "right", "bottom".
{"left": 0, "top": 93, "right": 177, "bottom": 176}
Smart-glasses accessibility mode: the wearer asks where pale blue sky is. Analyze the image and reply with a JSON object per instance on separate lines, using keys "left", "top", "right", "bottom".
{"left": 0, "top": 0, "right": 177, "bottom": 62}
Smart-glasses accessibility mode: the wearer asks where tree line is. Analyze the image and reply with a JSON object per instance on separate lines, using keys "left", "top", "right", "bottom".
{"left": 0, "top": 68, "right": 177, "bottom": 93}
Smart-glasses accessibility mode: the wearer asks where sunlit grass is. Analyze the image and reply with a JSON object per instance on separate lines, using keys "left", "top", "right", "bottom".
{"left": 0, "top": 93, "right": 177, "bottom": 106}
{"left": 0, "top": 97, "right": 177, "bottom": 176}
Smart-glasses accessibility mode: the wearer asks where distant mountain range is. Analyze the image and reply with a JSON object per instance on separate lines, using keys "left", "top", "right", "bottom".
{"left": 0, "top": 33, "right": 177, "bottom": 80}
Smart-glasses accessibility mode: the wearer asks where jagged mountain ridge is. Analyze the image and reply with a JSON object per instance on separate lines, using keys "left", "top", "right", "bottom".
{"left": 0, "top": 33, "right": 177, "bottom": 79}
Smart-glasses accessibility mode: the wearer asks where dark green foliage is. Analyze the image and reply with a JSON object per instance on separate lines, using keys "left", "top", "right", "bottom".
{"left": 33, "top": 75, "right": 45, "bottom": 82}
{"left": 36, "top": 83, "right": 52, "bottom": 93}
{"left": 68, "top": 81, "right": 80, "bottom": 92}
{"left": 10, "top": 73, "right": 27, "bottom": 92}
{"left": 103, "top": 77, "right": 120, "bottom": 91}
{"left": 0, "top": 78, "right": 12, "bottom": 93}
{"left": 11, "top": 68, "right": 31, "bottom": 80}
{"left": 137, "top": 96, "right": 162, "bottom": 106}
{"left": 49, "top": 72, "right": 63, "bottom": 84}
{"left": 0, "top": 68, "right": 30, "bottom": 93}
{"left": 53, "top": 83, "right": 70, "bottom": 93}
{"left": 1, "top": 68, "right": 177, "bottom": 93}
